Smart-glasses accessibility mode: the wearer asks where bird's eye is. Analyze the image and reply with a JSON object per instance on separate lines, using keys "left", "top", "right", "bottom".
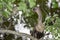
{"left": 33, "top": 7, "right": 37, "bottom": 12}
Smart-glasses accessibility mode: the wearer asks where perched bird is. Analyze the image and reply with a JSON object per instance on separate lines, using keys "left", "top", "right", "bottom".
{"left": 30, "top": 5, "right": 45, "bottom": 39}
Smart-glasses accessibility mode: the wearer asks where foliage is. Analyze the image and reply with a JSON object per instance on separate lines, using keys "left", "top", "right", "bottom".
{"left": 0, "top": 0, "right": 60, "bottom": 40}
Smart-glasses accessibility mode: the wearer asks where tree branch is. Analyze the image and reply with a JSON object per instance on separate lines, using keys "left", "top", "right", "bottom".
{"left": 0, "top": 29, "right": 38, "bottom": 40}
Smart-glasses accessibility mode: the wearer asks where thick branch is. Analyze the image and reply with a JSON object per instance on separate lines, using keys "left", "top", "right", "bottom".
{"left": 0, "top": 29, "right": 38, "bottom": 40}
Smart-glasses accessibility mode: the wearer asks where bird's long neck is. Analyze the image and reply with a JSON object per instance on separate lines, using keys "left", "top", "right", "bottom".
{"left": 30, "top": 6, "right": 45, "bottom": 39}
{"left": 36, "top": 7, "right": 42, "bottom": 25}
{"left": 35, "top": 7, "right": 44, "bottom": 33}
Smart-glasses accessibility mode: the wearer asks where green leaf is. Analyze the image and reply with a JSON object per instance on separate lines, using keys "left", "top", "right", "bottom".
{"left": 6, "top": 3, "right": 12, "bottom": 11}
{"left": 45, "top": 16, "right": 51, "bottom": 20}
{"left": 21, "top": 0, "right": 25, "bottom": 2}
{"left": 2, "top": 10, "right": 10, "bottom": 18}
{"left": 53, "top": 14, "right": 58, "bottom": 17}
{"left": 3, "top": 0, "right": 15, "bottom": 3}
{"left": 52, "top": 2, "right": 58, "bottom": 8}
{"left": 28, "top": 0, "right": 36, "bottom": 8}
{"left": 0, "top": 17, "right": 3, "bottom": 23}
{"left": 11, "top": 0, "right": 15, "bottom": 3}
{"left": 52, "top": 0, "right": 56, "bottom": 2}
{"left": 18, "top": 2, "right": 27, "bottom": 12}
{"left": 0, "top": 3, "right": 2, "bottom": 9}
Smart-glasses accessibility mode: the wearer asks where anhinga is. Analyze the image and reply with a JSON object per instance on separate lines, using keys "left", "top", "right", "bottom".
{"left": 31, "top": 5, "right": 45, "bottom": 39}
